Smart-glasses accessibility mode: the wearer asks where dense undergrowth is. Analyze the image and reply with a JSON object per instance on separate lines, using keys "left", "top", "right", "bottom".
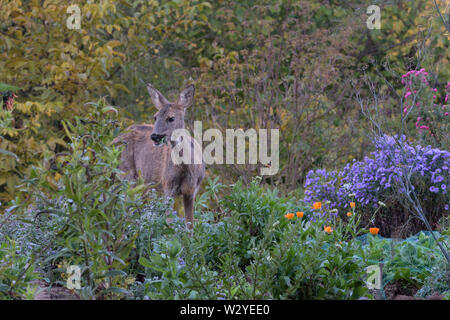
{"left": 0, "top": 101, "right": 448, "bottom": 300}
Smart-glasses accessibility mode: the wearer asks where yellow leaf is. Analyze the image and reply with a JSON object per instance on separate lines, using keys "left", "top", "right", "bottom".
{"left": 106, "top": 40, "right": 122, "bottom": 48}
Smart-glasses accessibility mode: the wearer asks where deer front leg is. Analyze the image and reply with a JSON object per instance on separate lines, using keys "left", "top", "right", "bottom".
{"left": 173, "top": 196, "right": 185, "bottom": 217}
{"left": 183, "top": 193, "right": 194, "bottom": 230}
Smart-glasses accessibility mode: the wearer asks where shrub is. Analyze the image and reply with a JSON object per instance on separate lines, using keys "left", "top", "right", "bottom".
{"left": 362, "top": 231, "right": 450, "bottom": 298}
{"left": 0, "top": 89, "right": 63, "bottom": 202}
{"left": 401, "top": 69, "right": 449, "bottom": 149}
{"left": 242, "top": 212, "right": 369, "bottom": 299}
{"left": 133, "top": 178, "right": 371, "bottom": 300}
{"left": 416, "top": 260, "right": 450, "bottom": 299}
{"left": 0, "top": 237, "right": 40, "bottom": 300}
{"left": 12, "top": 99, "right": 153, "bottom": 299}
{"left": 304, "top": 135, "right": 449, "bottom": 237}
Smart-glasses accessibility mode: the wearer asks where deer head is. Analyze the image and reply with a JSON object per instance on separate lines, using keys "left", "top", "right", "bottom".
{"left": 147, "top": 84, "right": 195, "bottom": 146}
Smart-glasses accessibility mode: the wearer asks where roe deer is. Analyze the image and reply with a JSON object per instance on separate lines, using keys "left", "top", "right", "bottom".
{"left": 113, "top": 84, "right": 205, "bottom": 229}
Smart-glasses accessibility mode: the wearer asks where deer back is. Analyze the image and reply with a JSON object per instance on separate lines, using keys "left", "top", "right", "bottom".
{"left": 113, "top": 124, "right": 169, "bottom": 192}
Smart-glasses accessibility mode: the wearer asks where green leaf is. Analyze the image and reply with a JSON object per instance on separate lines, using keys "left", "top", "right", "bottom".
{"left": 104, "top": 287, "right": 129, "bottom": 295}
{"left": 104, "top": 270, "right": 127, "bottom": 278}
{"left": 0, "top": 83, "right": 21, "bottom": 92}
{"left": 138, "top": 256, "right": 152, "bottom": 268}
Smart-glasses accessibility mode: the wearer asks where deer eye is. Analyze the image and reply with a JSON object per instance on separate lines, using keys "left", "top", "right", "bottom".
{"left": 167, "top": 117, "right": 175, "bottom": 123}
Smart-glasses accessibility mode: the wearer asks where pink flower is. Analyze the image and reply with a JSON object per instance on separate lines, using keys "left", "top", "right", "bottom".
{"left": 415, "top": 117, "right": 422, "bottom": 128}
{"left": 419, "top": 125, "right": 430, "bottom": 130}
{"left": 405, "top": 92, "right": 412, "bottom": 99}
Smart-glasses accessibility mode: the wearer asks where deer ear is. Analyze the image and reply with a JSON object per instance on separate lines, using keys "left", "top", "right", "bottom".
{"left": 177, "top": 84, "right": 195, "bottom": 108}
{"left": 147, "top": 84, "right": 169, "bottom": 110}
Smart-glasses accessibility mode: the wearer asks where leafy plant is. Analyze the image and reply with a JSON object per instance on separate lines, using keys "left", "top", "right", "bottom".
{"left": 362, "top": 231, "right": 450, "bottom": 297}
{"left": 0, "top": 237, "right": 39, "bottom": 300}
{"left": 133, "top": 178, "right": 370, "bottom": 300}
{"left": 14, "top": 99, "right": 151, "bottom": 299}
{"left": 304, "top": 135, "right": 449, "bottom": 237}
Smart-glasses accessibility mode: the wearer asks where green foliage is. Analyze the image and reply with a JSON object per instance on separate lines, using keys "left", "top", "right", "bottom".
{"left": 0, "top": 0, "right": 448, "bottom": 301}
{"left": 13, "top": 99, "right": 151, "bottom": 299}
{"left": 0, "top": 84, "right": 21, "bottom": 92}
{"left": 0, "top": 238, "right": 39, "bottom": 300}
{"left": 132, "top": 178, "right": 370, "bottom": 300}
{"left": 0, "top": 97, "right": 63, "bottom": 200}
{"left": 222, "top": 177, "right": 296, "bottom": 239}
{"left": 1, "top": 0, "right": 448, "bottom": 198}
{"left": 1, "top": 130, "right": 447, "bottom": 300}
{"left": 363, "top": 232, "right": 450, "bottom": 296}
{"left": 0, "top": 0, "right": 210, "bottom": 200}
{"left": 416, "top": 260, "right": 450, "bottom": 298}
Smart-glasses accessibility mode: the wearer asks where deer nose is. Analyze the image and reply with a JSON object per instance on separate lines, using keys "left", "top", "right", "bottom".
{"left": 151, "top": 133, "right": 164, "bottom": 143}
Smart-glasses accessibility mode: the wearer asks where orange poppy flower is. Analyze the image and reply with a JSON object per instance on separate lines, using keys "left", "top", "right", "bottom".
{"left": 350, "top": 202, "right": 356, "bottom": 208}
{"left": 369, "top": 227, "right": 379, "bottom": 235}
{"left": 285, "top": 213, "right": 294, "bottom": 219}
{"left": 347, "top": 212, "right": 352, "bottom": 217}
{"left": 312, "top": 202, "right": 322, "bottom": 210}
{"left": 324, "top": 226, "right": 333, "bottom": 234}
{"left": 296, "top": 211, "right": 304, "bottom": 218}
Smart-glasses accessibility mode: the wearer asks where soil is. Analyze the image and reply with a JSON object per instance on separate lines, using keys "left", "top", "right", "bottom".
{"left": 33, "top": 281, "right": 80, "bottom": 300}
{"left": 384, "top": 280, "right": 419, "bottom": 299}
{"left": 383, "top": 280, "right": 443, "bottom": 300}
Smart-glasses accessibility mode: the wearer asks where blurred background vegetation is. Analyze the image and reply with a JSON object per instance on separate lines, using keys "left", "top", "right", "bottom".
{"left": 0, "top": 0, "right": 448, "bottom": 201}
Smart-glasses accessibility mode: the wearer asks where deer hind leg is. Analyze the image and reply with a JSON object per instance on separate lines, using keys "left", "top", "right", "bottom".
{"left": 183, "top": 193, "right": 194, "bottom": 230}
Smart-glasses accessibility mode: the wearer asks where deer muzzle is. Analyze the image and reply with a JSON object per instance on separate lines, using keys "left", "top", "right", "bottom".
{"left": 151, "top": 133, "right": 167, "bottom": 146}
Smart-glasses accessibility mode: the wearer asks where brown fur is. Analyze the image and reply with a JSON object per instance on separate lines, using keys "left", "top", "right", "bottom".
{"left": 113, "top": 84, "right": 205, "bottom": 229}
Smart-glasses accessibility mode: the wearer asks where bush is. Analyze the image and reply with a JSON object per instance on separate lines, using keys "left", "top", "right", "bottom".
{"left": 401, "top": 69, "right": 449, "bottom": 149}
{"left": 416, "top": 260, "right": 450, "bottom": 299}
{"left": 12, "top": 99, "right": 154, "bottom": 299}
{"left": 132, "top": 178, "right": 371, "bottom": 300}
{"left": 362, "top": 231, "right": 450, "bottom": 299}
{"left": 304, "top": 135, "right": 449, "bottom": 237}
{"left": 1, "top": 98, "right": 445, "bottom": 300}
{"left": 0, "top": 236, "right": 40, "bottom": 300}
